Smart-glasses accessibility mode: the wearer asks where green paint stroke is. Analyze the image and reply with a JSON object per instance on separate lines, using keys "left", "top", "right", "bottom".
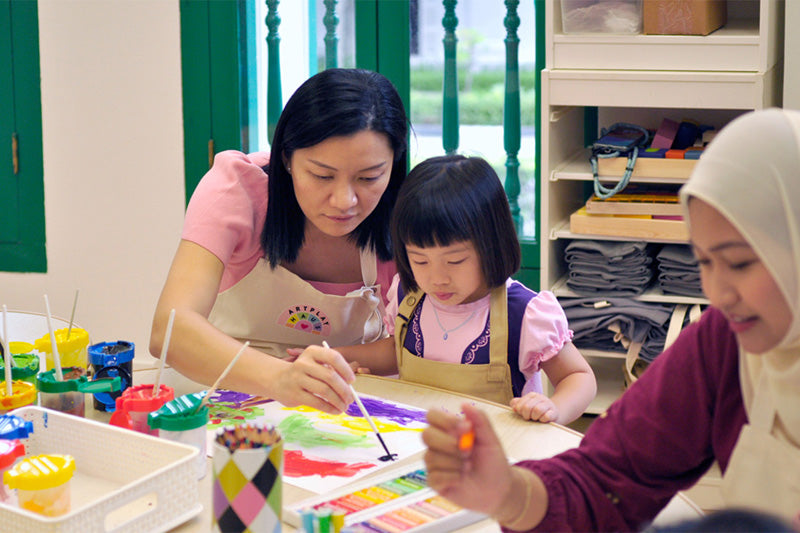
{"left": 278, "top": 413, "right": 372, "bottom": 449}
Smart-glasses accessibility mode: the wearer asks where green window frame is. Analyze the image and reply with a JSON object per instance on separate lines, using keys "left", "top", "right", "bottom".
{"left": 0, "top": 0, "right": 46, "bottom": 272}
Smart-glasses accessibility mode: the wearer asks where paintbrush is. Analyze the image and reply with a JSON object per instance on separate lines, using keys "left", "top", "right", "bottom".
{"left": 197, "top": 341, "right": 250, "bottom": 413}
{"left": 323, "top": 341, "right": 395, "bottom": 461}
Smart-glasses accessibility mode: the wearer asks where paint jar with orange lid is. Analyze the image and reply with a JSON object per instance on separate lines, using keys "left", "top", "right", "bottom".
{"left": 4, "top": 454, "right": 76, "bottom": 517}
{"left": 0, "top": 381, "right": 36, "bottom": 415}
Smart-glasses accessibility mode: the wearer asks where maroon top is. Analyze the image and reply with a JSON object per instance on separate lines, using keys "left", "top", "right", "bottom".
{"left": 516, "top": 307, "right": 746, "bottom": 532}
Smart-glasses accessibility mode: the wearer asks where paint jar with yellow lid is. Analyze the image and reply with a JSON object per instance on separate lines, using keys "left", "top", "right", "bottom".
{"left": 4, "top": 454, "right": 76, "bottom": 517}
{"left": 0, "top": 381, "right": 37, "bottom": 415}
{"left": 33, "top": 328, "right": 90, "bottom": 371}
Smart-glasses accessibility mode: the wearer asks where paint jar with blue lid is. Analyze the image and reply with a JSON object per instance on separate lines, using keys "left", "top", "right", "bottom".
{"left": 88, "top": 340, "right": 134, "bottom": 412}
{"left": 148, "top": 392, "right": 209, "bottom": 479}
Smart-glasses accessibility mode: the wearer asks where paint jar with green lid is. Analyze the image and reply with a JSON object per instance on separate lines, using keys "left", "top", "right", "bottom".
{"left": 148, "top": 392, "right": 209, "bottom": 479}
{"left": 37, "top": 367, "right": 120, "bottom": 418}
{"left": 4, "top": 454, "right": 75, "bottom": 516}
{"left": 0, "top": 353, "right": 40, "bottom": 393}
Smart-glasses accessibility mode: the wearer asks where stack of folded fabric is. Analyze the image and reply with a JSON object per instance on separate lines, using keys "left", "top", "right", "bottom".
{"left": 656, "top": 244, "right": 703, "bottom": 297}
{"left": 565, "top": 240, "right": 655, "bottom": 297}
{"left": 560, "top": 297, "right": 674, "bottom": 358}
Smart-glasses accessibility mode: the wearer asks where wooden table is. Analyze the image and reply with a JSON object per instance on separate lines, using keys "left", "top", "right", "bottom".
{"left": 120, "top": 365, "right": 702, "bottom": 532}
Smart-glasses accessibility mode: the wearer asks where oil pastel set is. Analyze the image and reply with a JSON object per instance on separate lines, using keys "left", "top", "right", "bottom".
{"left": 286, "top": 461, "right": 487, "bottom": 533}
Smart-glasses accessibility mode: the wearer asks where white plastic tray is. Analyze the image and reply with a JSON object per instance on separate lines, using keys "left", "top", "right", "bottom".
{"left": 0, "top": 406, "right": 201, "bottom": 532}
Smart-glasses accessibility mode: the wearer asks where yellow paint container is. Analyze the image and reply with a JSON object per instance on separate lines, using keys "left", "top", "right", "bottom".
{"left": 33, "top": 328, "right": 90, "bottom": 371}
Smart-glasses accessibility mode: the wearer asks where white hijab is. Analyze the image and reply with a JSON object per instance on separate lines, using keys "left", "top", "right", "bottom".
{"left": 680, "top": 108, "right": 800, "bottom": 446}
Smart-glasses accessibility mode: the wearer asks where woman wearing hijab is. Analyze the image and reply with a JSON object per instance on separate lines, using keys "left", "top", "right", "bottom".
{"left": 422, "top": 108, "right": 800, "bottom": 532}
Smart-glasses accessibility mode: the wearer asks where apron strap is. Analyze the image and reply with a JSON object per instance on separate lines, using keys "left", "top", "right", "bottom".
{"left": 359, "top": 247, "right": 378, "bottom": 287}
{"left": 487, "top": 286, "right": 509, "bottom": 383}
{"left": 395, "top": 290, "right": 423, "bottom": 373}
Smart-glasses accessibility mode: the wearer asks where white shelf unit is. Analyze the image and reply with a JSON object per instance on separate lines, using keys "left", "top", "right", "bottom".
{"left": 541, "top": 0, "right": 784, "bottom": 414}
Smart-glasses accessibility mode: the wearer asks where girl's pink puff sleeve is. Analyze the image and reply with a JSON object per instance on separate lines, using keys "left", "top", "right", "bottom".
{"left": 518, "top": 291, "right": 573, "bottom": 377}
{"left": 382, "top": 274, "right": 402, "bottom": 336}
{"left": 182, "top": 151, "right": 270, "bottom": 291}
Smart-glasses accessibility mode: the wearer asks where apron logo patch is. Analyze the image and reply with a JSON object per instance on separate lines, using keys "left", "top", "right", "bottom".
{"left": 278, "top": 305, "right": 331, "bottom": 336}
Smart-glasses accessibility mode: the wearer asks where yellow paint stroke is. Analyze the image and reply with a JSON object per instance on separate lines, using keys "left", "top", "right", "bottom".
{"left": 282, "top": 405, "right": 423, "bottom": 433}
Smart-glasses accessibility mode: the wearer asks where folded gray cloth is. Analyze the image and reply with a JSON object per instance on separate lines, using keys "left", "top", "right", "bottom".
{"left": 656, "top": 244, "right": 698, "bottom": 268}
{"left": 565, "top": 240, "right": 649, "bottom": 263}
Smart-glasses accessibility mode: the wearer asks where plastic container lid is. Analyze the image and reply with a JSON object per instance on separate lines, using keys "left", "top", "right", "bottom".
{"left": 0, "top": 414, "right": 35, "bottom": 440}
{"left": 0, "top": 353, "right": 40, "bottom": 380}
{"left": 4, "top": 454, "right": 75, "bottom": 490}
{"left": 115, "top": 384, "right": 174, "bottom": 412}
{"left": 0, "top": 382, "right": 37, "bottom": 410}
{"left": 0, "top": 440, "right": 25, "bottom": 469}
{"left": 37, "top": 368, "right": 121, "bottom": 395}
{"left": 148, "top": 392, "right": 209, "bottom": 431}
{"left": 88, "top": 341, "right": 135, "bottom": 366}
{"left": 8, "top": 342, "right": 34, "bottom": 355}
{"left": 34, "top": 328, "right": 89, "bottom": 354}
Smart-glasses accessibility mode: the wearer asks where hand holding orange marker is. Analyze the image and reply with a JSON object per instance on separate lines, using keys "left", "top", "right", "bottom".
{"left": 458, "top": 428, "right": 475, "bottom": 452}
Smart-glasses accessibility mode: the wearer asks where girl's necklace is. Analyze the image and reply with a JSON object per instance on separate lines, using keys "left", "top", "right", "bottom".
{"left": 431, "top": 304, "right": 476, "bottom": 341}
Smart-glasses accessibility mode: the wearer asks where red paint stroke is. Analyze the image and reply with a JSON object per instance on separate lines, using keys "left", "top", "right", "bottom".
{"left": 283, "top": 449, "right": 375, "bottom": 478}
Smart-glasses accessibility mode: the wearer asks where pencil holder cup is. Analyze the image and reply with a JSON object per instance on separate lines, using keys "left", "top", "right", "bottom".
{"left": 109, "top": 383, "right": 174, "bottom": 436}
{"left": 34, "top": 327, "right": 90, "bottom": 372}
{"left": 212, "top": 424, "right": 283, "bottom": 533}
{"left": 148, "top": 392, "right": 209, "bottom": 480}
{"left": 0, "top": 381, "right": 36, "bottom": 415}
{"left": 88, "top": 340, "right": 134, "bottom": 412}
{"left": 37, "top": 367, "right": 121, "bottom": 418}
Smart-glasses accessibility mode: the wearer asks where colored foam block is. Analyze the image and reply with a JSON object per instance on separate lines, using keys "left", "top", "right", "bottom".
{"left": 674, "top": 121, "right": 701, "bottom": 149}
{"left": 651, "top": 118, "right": 679, "bottom": 150}
{"left": 684, "top": 149, "right": 704, "bottom": 160}
{"left": 665, "top": 149, "right": 686, "bottom": 159}
{"left": 639, "top": 148, "right": 667, "bottom": 158}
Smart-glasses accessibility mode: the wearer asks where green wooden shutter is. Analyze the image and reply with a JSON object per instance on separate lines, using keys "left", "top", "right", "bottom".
{"left": 0, "top": 0, "right": 46, "bottom": 272}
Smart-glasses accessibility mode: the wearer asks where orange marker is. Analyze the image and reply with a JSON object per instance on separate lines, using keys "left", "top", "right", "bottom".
{"left": 458, "top": 429, "right": 475, "bottom": 451}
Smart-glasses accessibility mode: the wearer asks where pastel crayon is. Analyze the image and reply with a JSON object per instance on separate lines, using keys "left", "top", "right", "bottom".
{"left": 332, "top": 509, "right": 346, "bottom": 533}
{"left": 324, "top": 497, "right": 362, "bottom": 514}
{"left": 338, "top": 493, "right": 376, "bottom": 511}
{"left": 370, "top": 513, "right": 410, "bottom": 532}
{"left": 364, "top": 485, "right": 399, "bottom": 502}
{"left": 352, "top": 489, "right": 386, "bottom": 505}
{"left": 301, "top": 509, "right": 316, "bottom": 533}
{"left": 393, "top": 506, "right": 433, "bottom": 526}
{"left": 413, "top": 500, "right": 450, "bottom": 518}
{"left": 317, "top": 508, "right": 332, "bottom": 533}
{"left": 378, "top": 479, "right": 416, "bottom": 496}
{"left": 390, "top": 476, "right": 425, "bottom": 492}
{"left": 428, "top": 495, "right": 461, "bottom": 512}
{"left": 366, "top": 516, "right": 405, "bottom": 533}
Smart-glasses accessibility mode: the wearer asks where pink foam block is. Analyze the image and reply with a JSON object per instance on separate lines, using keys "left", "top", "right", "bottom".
{"left": 651, "top": 118, "right": 680, "bottom": 150}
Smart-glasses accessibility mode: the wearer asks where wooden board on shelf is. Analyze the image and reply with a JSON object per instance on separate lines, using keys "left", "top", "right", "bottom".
{"left": 585, "top": 193, "right": 682, "bottom": 216}
{"left": 597, "top": 156, "right": 697, "bottom": 179}
{"left": 570, "top": 206, "right": 689, "bottom": 241}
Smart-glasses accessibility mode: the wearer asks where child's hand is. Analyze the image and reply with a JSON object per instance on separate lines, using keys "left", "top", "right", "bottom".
{"left": 510, "top": 392, "right": 559, "bottom": 423}
{"left": 348, "top": 361, "right": 371, "bottom": 375}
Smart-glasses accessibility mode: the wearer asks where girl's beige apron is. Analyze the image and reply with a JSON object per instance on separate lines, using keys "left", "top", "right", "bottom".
{"left": 394, "top": 287, "right": 513, "bottom": 405}
{"left": 721, "top": 368, "right": 800, "bottom": 521}
{"left": 208, "top": 249, "right": 386, "bottom": 357}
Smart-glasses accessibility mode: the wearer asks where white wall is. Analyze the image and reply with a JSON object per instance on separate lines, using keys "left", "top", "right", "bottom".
{"left": 0, "top": 0, "right": 185, "bottom": 357}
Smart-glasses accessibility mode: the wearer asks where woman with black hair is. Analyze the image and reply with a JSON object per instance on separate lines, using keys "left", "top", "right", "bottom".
{"left": 150, "top": 69, "right": 409, "bottom": 414}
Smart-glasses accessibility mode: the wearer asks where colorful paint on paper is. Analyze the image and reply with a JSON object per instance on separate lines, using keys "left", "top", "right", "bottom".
{"left": 206, "top": 391, "right": 429, "bottom": 494}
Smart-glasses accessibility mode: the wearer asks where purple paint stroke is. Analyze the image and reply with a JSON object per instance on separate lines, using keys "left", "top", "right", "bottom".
{"left": 212, "top": 389, "right": 254, "bottom": 405}
{"left": 345, "top": 396, "right": 427, "bottom": 426}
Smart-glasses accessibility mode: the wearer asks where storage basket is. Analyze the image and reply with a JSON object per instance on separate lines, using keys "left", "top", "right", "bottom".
{"left": 0, "top": 406, "right": 201, "bottom": 532}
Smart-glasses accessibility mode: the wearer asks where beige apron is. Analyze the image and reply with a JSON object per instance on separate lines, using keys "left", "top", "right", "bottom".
{"left": 394, "top": 286, "right": 513, "bottom": 405}
{"left": 720, "top": 370, "right": 800, "bottom": 521}
{"left": 208, "top": 249, "right": 386, "bottom": 357}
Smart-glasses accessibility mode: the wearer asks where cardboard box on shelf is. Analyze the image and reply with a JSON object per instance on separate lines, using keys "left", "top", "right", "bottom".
{"left": 643, "top": 0, "right": 727, "bottom": 36}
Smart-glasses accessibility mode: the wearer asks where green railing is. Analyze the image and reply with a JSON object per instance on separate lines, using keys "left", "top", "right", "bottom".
{"left": 264, "top": 0, "right": 527, "bottom": 235}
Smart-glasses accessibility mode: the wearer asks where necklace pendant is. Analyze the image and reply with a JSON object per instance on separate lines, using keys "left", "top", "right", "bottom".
{"left": 443, "top": 332, "right": 448, "bottom": 340}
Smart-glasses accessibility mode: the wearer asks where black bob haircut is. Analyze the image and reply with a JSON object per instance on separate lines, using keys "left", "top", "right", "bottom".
{"left": 391, "top": 155, "right": 521, "bottom": 293}
{"left": 262, "top": 68, "right": 409, "bottom": 267}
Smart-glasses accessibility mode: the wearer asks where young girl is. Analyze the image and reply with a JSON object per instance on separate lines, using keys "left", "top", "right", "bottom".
{"left": 360, "top": 155, "right": 596, "bottom": 424}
